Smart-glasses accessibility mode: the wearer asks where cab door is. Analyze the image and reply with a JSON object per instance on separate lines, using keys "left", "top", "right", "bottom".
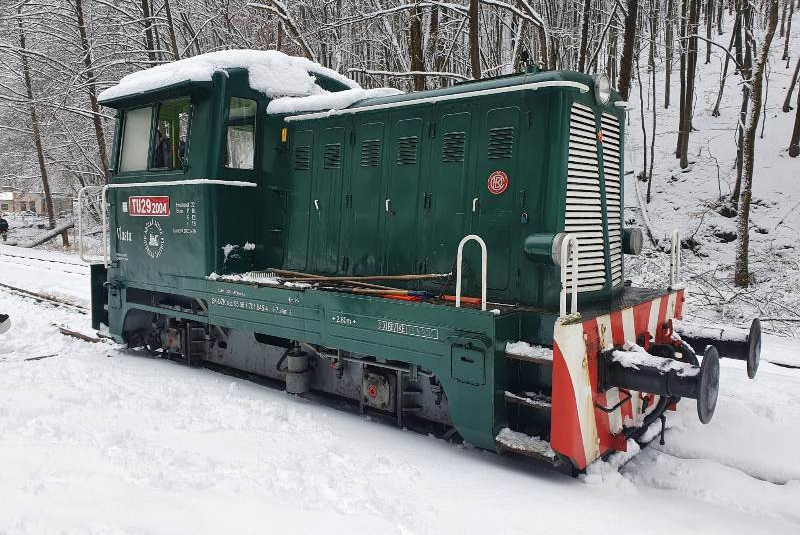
{"left": 309, "top": 126, "right": 345, "bottom": 273}
{"left": 285, "top": 128, "right": 314, "bottom": 270}
{"left": 471, "top": 106, "right": 520, "bottom": 291}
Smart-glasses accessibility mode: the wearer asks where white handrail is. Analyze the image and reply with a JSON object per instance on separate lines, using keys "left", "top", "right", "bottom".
{"left": 455, "top": 234, "right": 487, "bottom": 311}
{"left": 559, "top": 234, "right": 579, "bottom": 318}
{"left": 669, "top": 229, "right": 681, "bottom": 287}
{"left": 78, "top": 185, "right": 109, "bottom": 266}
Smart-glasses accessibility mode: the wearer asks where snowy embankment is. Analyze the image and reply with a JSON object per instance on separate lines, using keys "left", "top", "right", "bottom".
{"left": 0, "top": 247, "right": 799, "bottom": 534}
{"left": 624, "top": 17, "right": 800, "bottom": 338}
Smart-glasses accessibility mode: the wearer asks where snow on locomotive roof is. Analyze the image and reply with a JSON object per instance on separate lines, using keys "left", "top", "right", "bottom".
{"left": 266, "top": 87, "right": 404, "bottom": 115}
{"left": 98, "top": 49, "right": 359, "bottom": 103}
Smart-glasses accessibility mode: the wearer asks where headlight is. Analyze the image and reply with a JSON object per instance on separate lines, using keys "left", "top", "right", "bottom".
{"left": 594, "top": 74, "right": 611, "bottom": 105}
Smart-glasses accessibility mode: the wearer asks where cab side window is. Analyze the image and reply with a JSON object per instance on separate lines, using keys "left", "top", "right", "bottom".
{"left": 224, "top": 97, "right": 256, "bottom": 170}
{"left": 118, "top": 106, "right": 153, "bottom": 172}
{"left": 151, "top": 97, "right": 191, "bottom": 170}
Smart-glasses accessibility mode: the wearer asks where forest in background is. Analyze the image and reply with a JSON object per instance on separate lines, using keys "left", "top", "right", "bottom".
{"left": 0, "top": 0, "right": 797, "bottom": 290}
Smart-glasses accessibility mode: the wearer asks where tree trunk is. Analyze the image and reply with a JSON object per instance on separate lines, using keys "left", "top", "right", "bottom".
{"left": 141, "top": 0, "right": 156, "bottom": 63}
{"left": 648, "top": 0, "right": 659, "bottom": 200}
{"left": 717, "top": 0, "right": 724, "bottom": 33}
{"left": 469, "top": 0, "right": 481, "bottom": 79}
{"left": 790, "top": 90, "right": 800, "bottom": 156}
{"left": 784, "top": 57, "right": 800, "bottom": 112}
{"left": 607, "top": 17, "right": 618, "bottom": 81}
{"left": 712, "top": 17, "right": 739, "bottom": 116}
{"left": 164, "top": 0, "right": 181, "bottom": 60}
{"left": 706, "top": 0, "right": 713, "bottom": 64}
{"left": 578, "top": 0, "right": 592, "bottom": 71}
{"left": 732, "top": 0, "right": 753, "bottom": 208}
{"left": 784, "top": 0, "right": 794, "bottom": 60}
{"left": 617, "top": 0, "right": 640, "bottom": 100}
{"left": 409, "top": 2, "right": 425, "bottom": 90}
{"left": 17, "top": 9, "right": 56, "bottom": 233}
{"left": 679, "top": 0, "right": 700, "bottom": 169}
{"left": 666, "top": 0, "right": 674, "bottom": 107}
{"left": 676, "top": 0, "right": 688, "bottom": 157}
{"left": 780, "top": 0, "right": 788, "bottom": 37}
{"left": 74, "top": 0, "right": 110, "bottom": 182}
{"left": 735, "top": 0, "right": 779, "bottom": 287}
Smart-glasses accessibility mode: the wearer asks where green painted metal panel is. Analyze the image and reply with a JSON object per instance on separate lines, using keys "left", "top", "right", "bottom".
{"left": 451, "top": 344, "right": 486, "bottom": 386}
{"left": 346, "top": 121, "right": 385, "bottom": 274}
{"left": 473, "top": 105, "right": 521, "bottom": 291}
{"left": 285, "top": 128, "right": 314, "bottom": 270}
{"left": 310, "top": 126, "right": 346, "bottom": 273}
{"left": 423, "top": 110, "right": 471, "bottom": 274}
{"left": 384, "top": 117, "right": 425, "bottom": 273}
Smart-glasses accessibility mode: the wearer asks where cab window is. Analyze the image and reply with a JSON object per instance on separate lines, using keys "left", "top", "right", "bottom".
{"left": 118, "top": 106, "right": 153, "bottom": 172}
{"left": 224, "top": 97, "right": 256, "bottom": 170}
{"left": 151, "top": 97, "right": 191, "bottom": 170}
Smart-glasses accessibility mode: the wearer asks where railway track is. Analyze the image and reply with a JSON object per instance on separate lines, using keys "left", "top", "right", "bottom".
{"left": 0, "top": 281, "right": 88, "bottom": 314}
{"left": 0, "top": 250, "right": 89, "bottom": 275}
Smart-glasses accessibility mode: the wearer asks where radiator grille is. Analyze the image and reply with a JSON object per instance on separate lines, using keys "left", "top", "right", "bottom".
{"left": 565, "top": 103, "right": 606, "bottom": 292}
{"left": 601, "top": 112, "right": 623, "bottom": 286}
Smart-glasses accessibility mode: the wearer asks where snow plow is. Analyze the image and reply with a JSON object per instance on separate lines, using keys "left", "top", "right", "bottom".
{"left": 80, "top": 50, "right": 762, "bottom": 475}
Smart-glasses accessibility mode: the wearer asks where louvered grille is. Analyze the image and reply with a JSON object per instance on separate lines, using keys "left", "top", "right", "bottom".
{"left": 601, "top": 112, "right": 623, "bottom": 286}
{"left": 488, "top": 127, "right": 514, "bottom": 159}
{"left": 293, "top": 146, "right": 311, "bottom": 170}
{"left": 442, "top": 131, "right": 466, "bottom": 162}
{"left": 323, "top": 143, "right": 341, "bottom": 169}
{"left": 360, "top": 139, "right": 381, "bottom": 167}
{"left": 565, "top": 103, "right": 606, "bottom": 292}
{"left": 396, "top": 136, "right": 419, "bottom": 165}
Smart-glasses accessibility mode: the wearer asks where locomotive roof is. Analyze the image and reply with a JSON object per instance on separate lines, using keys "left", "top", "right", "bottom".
{"left": 98, "top": 49, "right": 358, "bottom": 107}
{"left": 276, "top": 69, "right": 620, "bottom": 122}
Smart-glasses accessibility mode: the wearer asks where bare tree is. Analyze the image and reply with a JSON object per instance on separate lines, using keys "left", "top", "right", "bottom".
{"left": 618, "top": 0, "right": 640, "bottom": 100}
{"left": 666, "top": 0, "right": 674, "bottom": 107}
{"left": 16, "top": 8, "right": 55, "bottom": 233}
{"left": 678, "top": 0, "right": 700, "bottom": 169}
{"left": 469, "top": 0, "right": 481, "bottom": 78}
{"left": 578, "top": 0, "right": 592, "bottom": 71}
{"left": 735, "top": 0, "right": 779, "bottom": 287}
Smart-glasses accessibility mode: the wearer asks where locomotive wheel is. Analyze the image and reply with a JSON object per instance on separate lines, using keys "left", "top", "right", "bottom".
{"left": 697, "top": 346, "right": 720, "bottom": 424}
{"left": 746, "top": 318, "right": 761, "bottom": 380}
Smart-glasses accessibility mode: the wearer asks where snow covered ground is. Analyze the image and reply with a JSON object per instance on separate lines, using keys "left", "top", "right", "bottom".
{"left": 1, "top": 247, "right": 799, "bottom": 534}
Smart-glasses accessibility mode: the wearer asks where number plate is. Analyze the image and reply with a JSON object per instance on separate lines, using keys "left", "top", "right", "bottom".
{"left": 128, "top": 196, "right": 170, "bottom": 217}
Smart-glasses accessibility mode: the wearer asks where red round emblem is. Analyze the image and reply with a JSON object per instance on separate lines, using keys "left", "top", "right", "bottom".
{"left": 487, "top": 171, "right": 509, "bottom": 195}
{"left": 367, "top": 384, "right": 378, "bottom": 399}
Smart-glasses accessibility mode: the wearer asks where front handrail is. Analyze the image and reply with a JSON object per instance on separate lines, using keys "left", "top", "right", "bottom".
{"left": 669, "top": 229, "right": 681, "bottom": 288}
{"left": 78, "top": 185, "right": 108, "bottom": 266}
{"left": 559, "top": 234, "right": 579, "bottom": 318}
{"left": 455, "top": 234, "right": 487, "bottom": 311}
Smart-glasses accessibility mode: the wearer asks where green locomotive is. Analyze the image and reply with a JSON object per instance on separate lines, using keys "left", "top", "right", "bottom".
{"left": 82, "top": 50, "right": 760, "bottom": 473}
